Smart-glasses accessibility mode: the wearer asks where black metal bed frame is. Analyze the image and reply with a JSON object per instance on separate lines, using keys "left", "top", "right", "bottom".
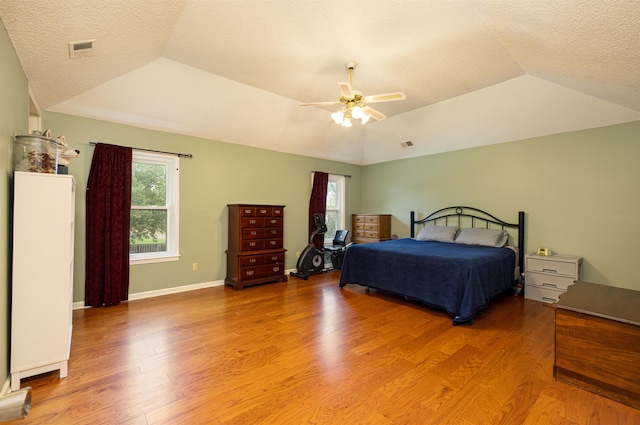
{"left": 410, "top": 206, "right": 525, "bottom": 271}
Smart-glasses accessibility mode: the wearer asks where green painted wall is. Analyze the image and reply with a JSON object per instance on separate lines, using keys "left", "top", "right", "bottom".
{"left": 0, "top": 20, "right": 29, "bottom": 388}
{"left": 42, "top": 112, "right": 362, "bottom": 302}
{"left": 362, "top": 121, "right": 640, "bottom": 290}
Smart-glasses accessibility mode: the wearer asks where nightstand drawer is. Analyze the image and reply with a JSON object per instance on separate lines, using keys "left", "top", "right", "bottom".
{"left": 527, "top": 272, "right": 575, "bottom": 291}
{"left": 527, "top": 256, "right": 579, "bottom": 276}
{"left": 525, "top": 285, "right": 563, "bottom": 304}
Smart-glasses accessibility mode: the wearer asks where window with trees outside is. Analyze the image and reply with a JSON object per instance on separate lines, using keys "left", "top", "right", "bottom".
{"left": 325, "top": 174, "right": 345, "bottom": 244}
{"left": 130, "top": 151, "right": 179, "bottom": 264}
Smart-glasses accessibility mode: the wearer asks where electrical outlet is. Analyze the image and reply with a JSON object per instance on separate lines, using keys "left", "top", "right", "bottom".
{"left": 192, "top": 262, "right": 198, "bottom": 271}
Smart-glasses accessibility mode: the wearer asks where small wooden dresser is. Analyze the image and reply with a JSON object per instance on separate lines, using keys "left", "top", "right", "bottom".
{"left": 352, "top": 214, "right": 391, "bottom": 244}
{"left": 226, "top": 204, "right": 287, "bottom": 290}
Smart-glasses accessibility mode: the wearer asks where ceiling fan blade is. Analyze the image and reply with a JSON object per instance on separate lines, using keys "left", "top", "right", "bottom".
{"left": 364, "top": 92, "right": 406, "bottom": 103}
{"left": 363, "top": 106, "right": 387, "bottom": 121}
{"left": 299, "top": 101, "right": 339, "bottom": 106}
{"left": 338, "top": 82, "right": 354, "bottom": 99}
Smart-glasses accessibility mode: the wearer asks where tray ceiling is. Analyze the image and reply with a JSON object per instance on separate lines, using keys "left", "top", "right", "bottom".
{"left": 1, "top": 1, "right": 639, "bottom": 164}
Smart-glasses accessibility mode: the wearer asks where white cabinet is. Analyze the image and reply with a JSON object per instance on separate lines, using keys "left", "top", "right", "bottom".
{"left": 525, "top": 254, "right": 582, "bottom": 304}
{"left": 11, "top": 172, "right": 76, "bottom": 390}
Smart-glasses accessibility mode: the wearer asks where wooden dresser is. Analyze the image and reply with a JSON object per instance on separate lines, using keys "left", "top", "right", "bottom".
{"left": 226, "top": 204, "right": 287, "bottom": 290}
{"left": 352, "top": 214, "right": 391, "bottom": 244}
{"left": 554, "top": 281, "right": 640, "bottom": 409}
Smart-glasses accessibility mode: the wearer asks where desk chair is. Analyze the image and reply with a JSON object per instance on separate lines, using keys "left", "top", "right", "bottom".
{"left": 324, "top": 230, "right": 350, "bottom": 270}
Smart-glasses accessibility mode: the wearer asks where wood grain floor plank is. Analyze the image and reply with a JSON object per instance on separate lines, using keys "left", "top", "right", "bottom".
{"left": 7, "top": 272, "right": 640, "bottom": 424}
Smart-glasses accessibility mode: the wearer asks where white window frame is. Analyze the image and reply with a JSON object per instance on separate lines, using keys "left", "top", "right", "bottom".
{"left": 324, "top": 174, "right": 345, "bottom": 244}
{"left": 130, "top": 151, "right": 180, "bottom": 265}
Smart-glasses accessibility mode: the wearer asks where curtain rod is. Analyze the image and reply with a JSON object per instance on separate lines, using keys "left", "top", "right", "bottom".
{"left": 89, "top": 142, "right": 193, "bottom": 158}
{"left": 312, "top": 170, "right": 351, "bottom": 178}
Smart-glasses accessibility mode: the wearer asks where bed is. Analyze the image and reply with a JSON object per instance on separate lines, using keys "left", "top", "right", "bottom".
{"left": 339, "top": 206, "right": 525, "bottom": 324}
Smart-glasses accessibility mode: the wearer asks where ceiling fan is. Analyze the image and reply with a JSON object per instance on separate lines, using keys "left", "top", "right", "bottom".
{"left": 300, "top": 61, "right": 406, "bottom": 127}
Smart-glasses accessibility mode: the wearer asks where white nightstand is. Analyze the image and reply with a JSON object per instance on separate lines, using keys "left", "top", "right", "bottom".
{"left": 525, "top": 254, "right": 583, "bottom": 303}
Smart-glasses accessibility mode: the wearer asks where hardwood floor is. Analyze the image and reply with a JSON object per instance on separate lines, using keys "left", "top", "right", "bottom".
{"left": 9, "top": 272, "right": 640, "bottom": 424}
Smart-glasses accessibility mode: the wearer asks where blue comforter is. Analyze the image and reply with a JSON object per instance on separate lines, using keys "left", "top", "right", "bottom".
{"left": 339, "top": 238, "right": 516, "bottom": 324}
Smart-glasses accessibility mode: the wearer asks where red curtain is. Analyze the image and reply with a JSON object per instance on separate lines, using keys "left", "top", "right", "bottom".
{"left": 309, "top": 171, "right": 328, "bottom": 249}
{"left": 85, "top": 143, "right": 132, "bottom": 307}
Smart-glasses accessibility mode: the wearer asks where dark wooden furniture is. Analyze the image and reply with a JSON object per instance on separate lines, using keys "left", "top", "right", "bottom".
{"left": 225, "top": 204, "right": 287, "bottom": 290}
{"left": 554, "top": 280, "right": 640, "bottom": 409}
{"left": 352, "top": 214, "right": 391, "bottom": 244}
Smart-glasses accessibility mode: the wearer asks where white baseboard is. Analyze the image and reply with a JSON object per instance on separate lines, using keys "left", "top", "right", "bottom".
{"left": 72, "top": 280, "right": 225, "bottom": 310}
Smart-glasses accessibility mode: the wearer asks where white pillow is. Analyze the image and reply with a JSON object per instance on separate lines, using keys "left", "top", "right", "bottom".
{"left": 416, "top": 226, "right": 460, "bottom": 242}
{"left": 454, "top": 228, "right": 509, "bottom": 247}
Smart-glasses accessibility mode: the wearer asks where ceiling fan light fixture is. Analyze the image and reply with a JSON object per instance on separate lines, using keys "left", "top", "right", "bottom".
{"left": 300, "top": 61, "right": 405, "bottom": 127}
{"left": 331, "top": 111, "right": 344, "bottom": 124}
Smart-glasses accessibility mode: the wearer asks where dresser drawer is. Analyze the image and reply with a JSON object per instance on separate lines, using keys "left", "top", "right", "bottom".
{"left": 240, "top": 254, "right": 264, "bottom": 267}
{"left": 527, "top": 256, "right": 579, "bottom": 276}
{"left": 242, "top": 228, "right": 264, "bottom": 239}
{"left": 364, "top": 216, "right": 381, "bottom": 224}
{"left": 264, "top": 252, "right": 285, "bottom": 264}
{"left": 240, "top": 206, "right": 257, "bottom": 216}
{"left": 364, "top": 223, "right": 379, "bottom": 232}
{"left": 240, "top": 263, "right": 284, "bottom": 280}
{"left": 525, "top": 285, "right": 563, "bottom": 304}
{"left": 527, "top": 271, "right": 575, "bottom": 291}
{"left": 364, "top": 231, "right": 380, "bottom": 238}
{"left": 264, "top": 238, "right": 283, "bottom": 249}
{"left": 264, "top": 217, "right": 283, "bottom": 228}
{"left": 241, "top": 239, "right": 264, "bottom": 251}
{"left": 353, "top": 215, "right": 366, "bottom": 224}
{"left": 264, "top": 227, "right": 282, "bottom": 238}
{"left": 241, "top": 217, "right": 264, "bottom": 228}
{"left": 255, "top": 207, "right": 273, "bottom": 217}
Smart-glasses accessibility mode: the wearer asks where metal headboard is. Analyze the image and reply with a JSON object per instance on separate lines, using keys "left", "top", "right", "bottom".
{"left": 410, "top": 206, "right": 525, "bottom": 272}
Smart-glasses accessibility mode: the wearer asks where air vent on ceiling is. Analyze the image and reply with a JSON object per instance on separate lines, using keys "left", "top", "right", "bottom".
{"left": 400, "top": 141, "right": 414, "bottom": 148}
{"left": 68, "top": 39, "right": 95, "bottom": 59}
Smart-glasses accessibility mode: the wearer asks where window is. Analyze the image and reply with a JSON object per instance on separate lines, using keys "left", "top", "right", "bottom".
{"left": 130, "top": 151, "right": 179, "bottom": 264}
{"left": 325, "top": 174, "right": 345, "bottom": 243}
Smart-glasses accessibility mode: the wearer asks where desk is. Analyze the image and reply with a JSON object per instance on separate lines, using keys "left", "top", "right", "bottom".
{"left": 554, "top": 281, "right": 640, "bottom": 409}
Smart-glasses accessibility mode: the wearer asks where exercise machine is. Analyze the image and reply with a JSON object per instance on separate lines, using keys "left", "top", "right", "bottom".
{"left": 290, "top": 213, "right": 327, "bottom": 280}
{"left": 324, "top": 229, "right": 350, "bottom": 270}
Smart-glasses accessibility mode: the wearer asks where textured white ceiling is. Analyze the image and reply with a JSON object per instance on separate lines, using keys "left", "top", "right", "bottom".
{"left": 1, "top": 0, "right": 639, "bottom": 164}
